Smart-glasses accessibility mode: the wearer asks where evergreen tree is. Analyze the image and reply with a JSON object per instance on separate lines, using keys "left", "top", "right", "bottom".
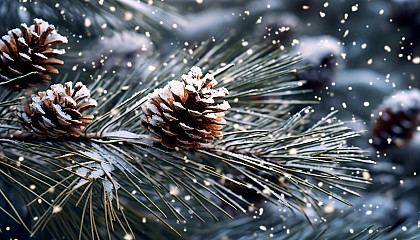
{"left": 0, "top": 0, "right": 419, "bottom": 239}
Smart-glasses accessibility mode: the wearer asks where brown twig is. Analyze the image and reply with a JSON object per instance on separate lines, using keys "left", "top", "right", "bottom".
{"left": 0, "top": 131, "right": 104, "bottom": 141}
{"left": 0, "top": 131, "right": 158, "bottom": 143}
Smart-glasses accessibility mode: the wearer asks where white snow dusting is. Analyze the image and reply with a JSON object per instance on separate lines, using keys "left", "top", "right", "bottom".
{"left": 378, "top": 89, "right": 420, "bottom": 114}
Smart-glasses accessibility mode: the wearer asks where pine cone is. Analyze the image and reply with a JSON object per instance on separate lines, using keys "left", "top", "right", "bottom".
{"left": 0, "top": 18, "right": 68, "bottom": 91}
{"left": 141, "top": 66, "right": 230, "bottom": 150}
{"left": 16, "top": 82, "right": 97, "bottom": 138}
{"left": 371, "top": 89, "right": 420, "bottom": 149}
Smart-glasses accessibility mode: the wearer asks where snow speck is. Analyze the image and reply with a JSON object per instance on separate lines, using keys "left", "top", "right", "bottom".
{"left": 324, "top": 205, "right": 334, "bottom": 213}
{"left": 84, "top": 18, "right": 91, "bottom": 27}
{"left": 124, "top": 12, "right": 133, "bottom": 21}
{"left": 52, "top": 206, "right": 63, "bottom": 213}
{"left": 124, "top": 234, "right": 134, "bottom": 240}
{"left": 343, "top": 29, "right": 349, "bottom": 38}
{"left": 412, "top": 57, "right": 420, "bottom": 64}
{"left": 289, "top": 148, "right": 298, "bottom": 155}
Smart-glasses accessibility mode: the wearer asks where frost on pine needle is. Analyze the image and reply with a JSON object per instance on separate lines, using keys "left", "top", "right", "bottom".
{"left": 102, "top": 130, "right": 139, "bottom": 139}
{"left": 141, "top": 66, "right": 230, "bottom": 150}
{"left": 74, "top": 161, "right": 119, "bottom": 201}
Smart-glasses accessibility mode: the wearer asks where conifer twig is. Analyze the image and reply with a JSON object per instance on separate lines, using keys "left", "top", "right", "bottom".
{"left": 0, "top": 131, "right": 155, "bottom": 141}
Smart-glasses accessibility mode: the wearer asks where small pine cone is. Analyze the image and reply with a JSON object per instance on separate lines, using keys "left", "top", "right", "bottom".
{"left": 16, "top": 82, "right": 97, "bottom": 138}
{"left": 371, "top": 89, "right": 420, "bottom": 149}
{"left": 141, "top": 66, "right": 230, "bottom": 150}
{"left": 0, "top": 18, "right": 68, "bottom": 91}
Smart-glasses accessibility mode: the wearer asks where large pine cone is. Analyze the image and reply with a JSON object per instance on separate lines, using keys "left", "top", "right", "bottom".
{"left": 0, "top": 18, "right": 68, "bottom": 91}
{"left": 16, "top": 82, "right": 97, "bottom": 138}
{"left": 372, "top": 89, "right": 420, "bottom": 149}
{"left": 141, "top": 66, "right": 230, "bottom": 150}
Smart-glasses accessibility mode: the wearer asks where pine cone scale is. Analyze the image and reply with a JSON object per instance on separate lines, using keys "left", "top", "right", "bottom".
{"left": 19, "top": 53, "right": 31, "bottom": 61}
{"left": 39, "top": 26, "right": 54, "bottom": 45}
{"left": 41, "top": 58, "right": 64, "bottom": 65}
{"left": 162, "top": 112, "right": 178, "bottom": 121}
{"left": 43, "top": 65, "right": 59, "bottom": 74}
{"left": 34, "top": 52, "right": 48, "bottom": 60}
{"left": 173, "top": 101, "right": 186, "bottom": 111}
{"left": 21, "top": 24, "right": 31, "bottom": 44}
{"left": 2, "top": 52, "right": 14, "bottom": 63}
{"left": 41, "top": 49, "right": 65, "bottom": 55}
{"left": 8, "top": 66, "right": 22, "bottom": 75}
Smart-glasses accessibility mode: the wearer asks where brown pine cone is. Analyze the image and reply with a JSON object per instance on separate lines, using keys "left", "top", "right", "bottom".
{"left": 372, "top": 89, "right": 420, "bottom": 149}
{"left": 141, "top": 66, "right": 230, "bottom": 150}
{"left": 16, "top": 82, "right": 97, "bottom": 138}
{"left": 0, "top": 18, "right": 68, "bottom": 91}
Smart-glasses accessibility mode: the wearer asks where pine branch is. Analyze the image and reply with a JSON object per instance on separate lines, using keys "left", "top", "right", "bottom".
{"left": 0, "top": 35, "right": 373, "bottom": 239}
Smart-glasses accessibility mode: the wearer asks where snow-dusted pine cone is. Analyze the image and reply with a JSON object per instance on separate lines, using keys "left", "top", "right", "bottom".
{"left": 141, "top": 66, "right": 230, "bottom": 150}
{"left": 0, "top": 18, "right": 68, "bottom": 91}
{"left": 16, "top": 82, "right": 97, "bottom": 138}
{"left": 371, "top": 89, "right": 420, "bottom": 149}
